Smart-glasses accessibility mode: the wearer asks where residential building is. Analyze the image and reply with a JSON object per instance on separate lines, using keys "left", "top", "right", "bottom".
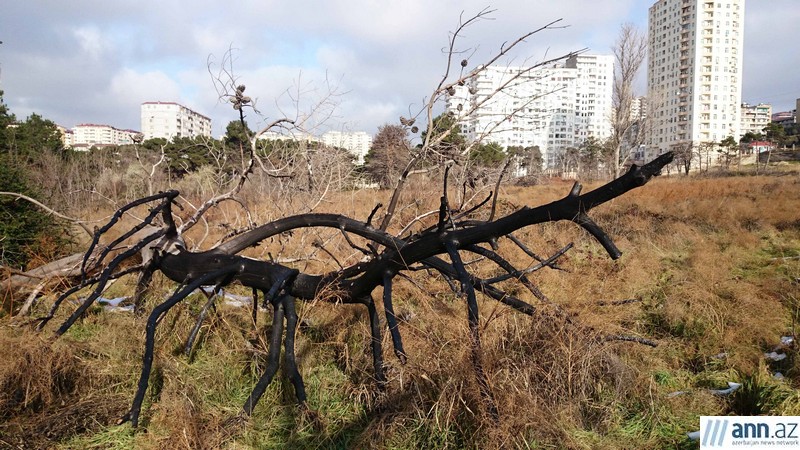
{"left": 256, "top": 131, "right": 320, "bottom": 144}
{"left": 631, "top": 97, "right": 648, "bottom": 122}
{"left": 568, "top": 54, "right": 614, "bottom": 143}
{"left": 740, "top": 102, "right": 771, "bottom": 136}
{"left": 446, "top": 54, "right": 613, "bottom": 169}
{"left": 321, "top": 131, "right": 373, "bottom": 164}
{"left": 71, "top": 123, "right": 141, "bottom": 150}
{"left": 140, "top": 101, "right": 212, "bottom": 141}
{"left": 772, "top": 110, "right": 796, "bottom": 125}
{"left": 628, "top": 98, "right": 649, "bottom": 164}
{"left": 646, "top": 0, "right": 745, "bottom": 162}
{"left": 56, "top": 125, "right": 74, "bottom": 148}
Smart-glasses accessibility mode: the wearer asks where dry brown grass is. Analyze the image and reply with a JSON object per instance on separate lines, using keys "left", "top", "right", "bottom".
{"left": 2, "top": 171, "right": 799, "bottom": 448}
{"left": 0, "top": 326, "right": 129, "bottom": 448}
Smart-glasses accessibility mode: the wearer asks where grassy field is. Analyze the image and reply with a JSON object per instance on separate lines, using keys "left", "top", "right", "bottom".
{"left": 2, "top": 169, "right": 799, "bottom": 449}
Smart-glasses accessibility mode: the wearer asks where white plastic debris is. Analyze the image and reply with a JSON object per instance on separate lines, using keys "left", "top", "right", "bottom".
{"left": 223, "top": 298, "right": 251, "bottom": 308}
{"left": 96, "top": 297, "right": 134, "bottom": 312}
{"left": 709, "top": 381, "right": 741, "bottom": 396}
{"left": 781, "top": 336, "right": 794, "bottom": 346}
{"left": 105, "top": 305, "right": 135, "bottom": 313}
{"left": 687, "top": 431, "right": 700, "bottom": 441}
{"left": 711, "top": 352, "right": 728, "bottom": 360}
{"left": 96, "top": 296, "right": 128, "bottom": 307}
{"left": 774, "top": 372, "right": 785, "bottom": 381}
{"left": 199, "top": 287, "right": 254, "bottom": 307}
{"left": 765, "top": 351, "right": 787, "bottom": 362}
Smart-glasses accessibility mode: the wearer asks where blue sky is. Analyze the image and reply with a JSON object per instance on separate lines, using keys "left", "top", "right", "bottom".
{"left": 0, "top": 0, "right": 797, "bottom": 137}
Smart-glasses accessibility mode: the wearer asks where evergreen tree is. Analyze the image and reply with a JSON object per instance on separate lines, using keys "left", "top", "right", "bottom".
{"left": 364, "top": 124, "right": 410, "bottom": 188}
{"left": 469, "top": 142, "right": 504, "bottom": 167}
{"left": 0, "top": 155, "right": 58, "bottom": 268}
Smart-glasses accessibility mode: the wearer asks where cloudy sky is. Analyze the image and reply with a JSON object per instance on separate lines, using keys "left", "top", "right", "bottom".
{"left": 0, "top": 1, "right": 797, "bottom": 137}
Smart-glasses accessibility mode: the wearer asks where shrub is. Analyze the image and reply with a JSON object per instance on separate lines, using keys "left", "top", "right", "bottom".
{"left": 0, "top": 155, "right": 64, "bottom": 269}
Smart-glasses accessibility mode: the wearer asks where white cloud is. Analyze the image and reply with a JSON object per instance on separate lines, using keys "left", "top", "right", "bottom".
{"left": 1, "top": 0, "right": 796, "bottom": 136}
{"left": 72, "top": 26, "right": 111, "bottom": 59}
{"left": 110, "top": 68, "right": 182, "bottom": 106}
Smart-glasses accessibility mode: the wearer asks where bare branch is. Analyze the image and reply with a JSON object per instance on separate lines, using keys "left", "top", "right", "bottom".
{"left": 0, "top": 192, "right": 93, "bottom": 237}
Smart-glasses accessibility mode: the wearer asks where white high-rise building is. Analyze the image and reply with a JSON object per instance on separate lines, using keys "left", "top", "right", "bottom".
{"left": 568, "top": 54, "right": 614, "bottom": 143}
{"left": 140, "top": 102, "right": 212, "bottom": 141}
{"left": 71, "top": 123, "right": 141, "bottom": 150}
{"left": 646, "top": 0, "right": 745, "bottom": 161}
{"left": 631, "top": 97, "right": 648, "bottom": 122}
{"left": 446, "top": 54, "right": 613, "bottom": 169}
{"left": 321, "top": 131, "right": 373, "bottom": 164}
{"left": 739, "top": 102, "right": 771, "bottom": 136}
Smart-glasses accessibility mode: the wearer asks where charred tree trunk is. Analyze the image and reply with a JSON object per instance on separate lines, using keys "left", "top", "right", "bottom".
{"left": 38, "top": 152, "right": 673, "bottom": 428}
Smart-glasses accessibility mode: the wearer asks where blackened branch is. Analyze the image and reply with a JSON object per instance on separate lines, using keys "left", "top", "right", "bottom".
{"left": 483, "top": 242, "right": 574, "bottom": 284}
{"left": 445, "top": 241, "right": 499, "bottom": 421}
{"left": 242, "top": 296, "right": 285, "bottom": 416}
{"left": 573, "top": 213, "right": 621, "bottom": 259}
{"left": 365, "top": 297, "right": 387, "bottom": 387}
{"left": 382, "top": 273, "right": 407, "bottom": 364}
{"left": 125, "top": 266, "right": 238, "bottom": 428}
{"left": 81, "top": 191, "right": 179, "bottom": 277}
{"left": 184, "top": 288, "right": 218, "bottom": 357}
{"left": 45, "top": 228, "right": 168, "bottom": 335}
{"left": 505, "top": 233, "right": 565, "bottom": 271}
{"left": 366, "top": 203, "right": 382, "bottom": 228}
{"left": 466, "top": 245, "right": 567, "bottom": 319}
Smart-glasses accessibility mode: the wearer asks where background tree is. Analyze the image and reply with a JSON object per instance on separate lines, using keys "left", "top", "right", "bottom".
{"left": 0, "top": 91, "right": 16, "bottom": 149}
{"left": 672, "top": 141, "right": 694, "bottom": 175}
{"left": 763, "top": 122, "right": 786, "bottom": 148}
{"left": 0, "top": 158, "right": 64, "bottom": 268}
{"left": 420, "top": 112, "right": 466, "bottom": 163}
{"left": 563, "top": 146, "right": 580, "bottom": 174}
{"left": 224, "top": 119, "right": 254, "bottom": 150}
{"left": 696, "top": 141, "right": 716, "bottom": 172}
{"left": 739, "top": 131, "right": 763, "bottom": 145}
{"left": 364, "top": 124, "right": 411, "bottom": 188}
{"left": 783, "top": 123, "right": 800, "bottom": 148}
{"left": 609, "top": 23, "right": 647, "bottom": 178}
{"left": 0, "top": 94, "right": 70, "bottom": 269}
{"left": 579, "top": 136, "right": 606, "bottom": 180}
{"left": 469, "top": 141, "right": 504, "bottom": 167}
{"left": 3, "top": 113, "right": 64, "bottom": 161}
{"left": 507, "top": 145, "right": 543, "bottom": 177}
{"left": 718, "top": 135, "right": 739, "bottom": 169}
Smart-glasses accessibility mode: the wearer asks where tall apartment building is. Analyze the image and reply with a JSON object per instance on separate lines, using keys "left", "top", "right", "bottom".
{"left": 321, "top": 131, "right": 373, "bottom": 164}
{"left": 646, "top": 0, "right": 745, "bottom": 161}
{"left": 447, "top": 54, "right": 613, "bottom": 169}
{"left": 631, "top": 97, "right": 648, "bottom": 122}
{"left": 71, "top": 123, "right": 141, "bottom": 150}
{"left": 567, "top": 54, "right": 614, "bottom": 143}
{"left": 739, "top": 102, "right": 771, "bottom": 136}
{"left": 140, "top": 101, "right": 212, "bottom": 141}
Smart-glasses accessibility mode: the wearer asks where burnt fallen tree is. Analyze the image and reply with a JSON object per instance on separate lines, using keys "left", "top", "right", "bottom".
{"left": 5, "top": 11, "right": 678, "bottom": 431}
{"left": 34, "top": 151, "right": 673, "bottom": 428}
